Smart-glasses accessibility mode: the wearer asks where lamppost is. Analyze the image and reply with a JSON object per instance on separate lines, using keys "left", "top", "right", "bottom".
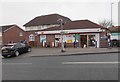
{"left": 107, "top": 2, "right": 113, "bottom": 48}
{"left": 111, "top": 3, "right": 114, "bottom": 27}
{"left": 57, "top": 19, "right": 65, "bottom": 52}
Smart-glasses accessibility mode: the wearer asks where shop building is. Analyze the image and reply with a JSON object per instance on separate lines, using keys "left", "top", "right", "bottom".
{"left": 24, "top": 14, "right": 109, "bottom": 48}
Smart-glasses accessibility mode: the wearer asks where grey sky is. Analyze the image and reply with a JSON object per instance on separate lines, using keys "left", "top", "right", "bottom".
{"left": 0, "top": 0, "right": 119, "bottom": 29}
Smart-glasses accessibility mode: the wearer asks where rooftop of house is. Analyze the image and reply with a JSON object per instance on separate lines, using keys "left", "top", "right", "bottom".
{"left": 23, "top": 13, "right": 71, "bottom": 27}
{"left": 0, "top": 24, "right": 24, "bottom": 32}
{"left": 109, "top": 26, "right": 120, "bottom": 33}
{"left": 0, "top": 25, "right": 15, "bottom": 32}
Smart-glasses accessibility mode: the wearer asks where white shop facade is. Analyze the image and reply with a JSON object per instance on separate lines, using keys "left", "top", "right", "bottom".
{"left": 35, "top": 28, "right": 104, "bottom": 48}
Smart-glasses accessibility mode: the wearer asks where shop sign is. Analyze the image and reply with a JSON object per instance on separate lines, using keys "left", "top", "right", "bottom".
{"left": 60, "top": 31, "right": 69, "bottom": 34}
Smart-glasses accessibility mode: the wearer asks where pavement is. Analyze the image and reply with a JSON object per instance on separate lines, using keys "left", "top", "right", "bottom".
{"left": 26, "top": 47, "right": 120, "bottom": 57}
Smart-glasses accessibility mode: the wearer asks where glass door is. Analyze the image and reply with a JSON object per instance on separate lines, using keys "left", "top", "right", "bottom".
{"left": 88, "top": 35, "right": 96, "bottom": 47}
{"left": 80, "top": 35, "right": 87, "bottom": 48}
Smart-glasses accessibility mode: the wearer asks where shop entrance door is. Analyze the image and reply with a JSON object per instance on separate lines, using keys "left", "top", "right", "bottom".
{"left": 80, "top": 35, "right": 87, "bottom": 48}
{"left": 88, "top": 35, "right": 96, "bottom": 47}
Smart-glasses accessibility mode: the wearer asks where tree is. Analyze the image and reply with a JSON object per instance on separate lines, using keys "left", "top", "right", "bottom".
{"left": 99, "top": 19, "right": 113, "bottom": 28}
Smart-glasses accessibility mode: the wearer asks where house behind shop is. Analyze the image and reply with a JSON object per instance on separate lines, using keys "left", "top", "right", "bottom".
{"left": 0, "top": 24, "right": 25, "bottom": 45}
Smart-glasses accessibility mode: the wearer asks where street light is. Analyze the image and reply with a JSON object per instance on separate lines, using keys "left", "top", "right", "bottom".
{"left": 57, "top": 19, "right": 65, "bottom": 52}
{"left": 107, "top": 2, "right": 114, "bottom": 48}
{"left": 111, "top": 3, "right": 114, "bottom": 27}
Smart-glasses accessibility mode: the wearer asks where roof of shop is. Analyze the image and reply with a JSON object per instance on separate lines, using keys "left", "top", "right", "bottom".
{"left": 38, "top": 20, "right": 107, "bottom": 31}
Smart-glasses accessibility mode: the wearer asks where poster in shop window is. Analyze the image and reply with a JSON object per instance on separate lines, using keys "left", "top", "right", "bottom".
{"left": 40, "top": 35, "right": 46, "bottom": 42}
{"left": 65, "top": 34, "right": 75, "bottom": 43}
{"left": 55, "top": 34, "right": 75, "bottom": 43}
{"left": 40, "top": 35, "right": 46, "bottom": 47}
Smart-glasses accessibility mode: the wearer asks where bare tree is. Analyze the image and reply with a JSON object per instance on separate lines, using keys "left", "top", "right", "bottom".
{"left": 99, "top": 19, "right": 113, "bottom": 28}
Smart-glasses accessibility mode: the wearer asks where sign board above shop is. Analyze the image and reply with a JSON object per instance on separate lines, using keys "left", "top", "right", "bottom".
{"left": 36, "top": 28, "right": 102, "bottom": 34}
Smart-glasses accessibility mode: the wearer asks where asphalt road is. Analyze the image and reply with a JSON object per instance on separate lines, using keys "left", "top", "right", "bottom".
{"left": 2, "top": 53, "right": 118, "bottom": 80}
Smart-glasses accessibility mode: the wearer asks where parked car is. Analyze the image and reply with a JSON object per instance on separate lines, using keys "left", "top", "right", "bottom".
{"left": 1, "top": 43, "right": 31, "bottom": 58}
{"left": 111, "top": 39, "right": 120, "bottom": 47}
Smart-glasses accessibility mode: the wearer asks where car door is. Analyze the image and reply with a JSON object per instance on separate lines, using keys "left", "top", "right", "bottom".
{"left": 20, "top": 43, "right": 27, "bottom": 53}
{"left": 15, "top": 43, "right": 24, "bottom": 54}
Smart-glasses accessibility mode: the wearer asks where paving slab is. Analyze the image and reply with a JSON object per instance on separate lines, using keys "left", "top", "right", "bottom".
{"left": 26, "top": 47, "right": 119, "bottom": 57}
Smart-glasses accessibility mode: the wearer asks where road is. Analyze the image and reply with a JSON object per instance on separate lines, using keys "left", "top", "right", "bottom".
{"left": 2, "top": 53, "right": 118, "bottom": 80}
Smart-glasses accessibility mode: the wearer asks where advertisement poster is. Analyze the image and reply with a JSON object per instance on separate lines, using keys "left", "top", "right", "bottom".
{"left": 40, "top": 35, "right": 46, "bottom": 47}
{"left": 55, "top": 34, "right": 75, "bottom": 43}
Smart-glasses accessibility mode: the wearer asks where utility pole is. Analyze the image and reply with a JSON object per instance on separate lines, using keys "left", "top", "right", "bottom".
{"left": 57, "top": 19, "right": 65, "bottom": 52}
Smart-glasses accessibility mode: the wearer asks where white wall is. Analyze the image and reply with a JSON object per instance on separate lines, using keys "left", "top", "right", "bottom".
{"left": 110, "top": 33, "right": 120, "bottom": 40}
{"left": 96, "top": 33, "right": 100, "bottom": 48}
{"left": 25, "top": 24, "right": 59, "bottom": 31}
{"left": 111, "top": 35, "right": 119, "bottom": 40}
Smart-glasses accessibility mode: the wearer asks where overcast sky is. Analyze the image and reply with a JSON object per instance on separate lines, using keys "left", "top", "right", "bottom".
{"left": 0, "top": 0, "right": 119, "bottom": 29}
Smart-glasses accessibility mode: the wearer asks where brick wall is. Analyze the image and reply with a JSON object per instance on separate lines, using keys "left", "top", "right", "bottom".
{"left": 100, "top": 31, "right": 108, "bottom": 48}
{"left": 25, "top": 31, "right": 40, "bottom": 47}
{"left": 46, "top": 34, "right": 55, "bottom": 47}
{"left": 2, "top": 26, "right": 25, "bottom": 44}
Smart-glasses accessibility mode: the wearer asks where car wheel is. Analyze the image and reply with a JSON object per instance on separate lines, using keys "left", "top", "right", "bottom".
{"left": 28, "top": 48, "right": 31, "bottom": 52}
{"left": 15, "top": 51, "right": 19, "bottom": 56}
{"left": 3, "top": 55, "right": 7, "bottom": 58}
